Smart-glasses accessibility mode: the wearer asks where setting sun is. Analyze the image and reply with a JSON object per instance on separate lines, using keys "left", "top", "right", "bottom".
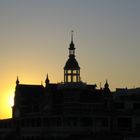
{"left": 0, "top": 89, "right": 14, "bottom": 119}
{"left": 8, "top": 93, "right": 14, "bottom": 107}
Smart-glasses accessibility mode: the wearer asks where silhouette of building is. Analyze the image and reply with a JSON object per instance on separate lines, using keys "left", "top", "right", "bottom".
{"left": 0, "top": 32, "right": 140, "bottom": 140}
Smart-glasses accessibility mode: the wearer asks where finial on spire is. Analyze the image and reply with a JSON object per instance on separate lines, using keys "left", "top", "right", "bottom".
{"left": 16, "top": 76, "right": 19, "bottom": 85}
{"left": 71, "top": 30, "right": 74, "bottom": 42}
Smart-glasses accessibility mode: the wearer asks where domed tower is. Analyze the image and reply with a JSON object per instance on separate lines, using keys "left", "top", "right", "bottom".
{"left": 64, "top": 31, "right": 80, "bottom": 83}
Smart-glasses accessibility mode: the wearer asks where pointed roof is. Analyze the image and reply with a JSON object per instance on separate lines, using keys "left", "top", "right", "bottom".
{"left": 105, "top": 80, "right": 109, "bottom": 89}
{"left": 16, "top": 76, "right": 20, "bottom": 85}
{"left": 45, "top": 74, "right": 50, "bottom": 84}
{"left": 69, "top": 30, "right": 75, "bottom": 50}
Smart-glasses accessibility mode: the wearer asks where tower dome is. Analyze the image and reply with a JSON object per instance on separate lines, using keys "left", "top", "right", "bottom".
{"left": 64, "top": 57, "right": 80, "bottom": 70}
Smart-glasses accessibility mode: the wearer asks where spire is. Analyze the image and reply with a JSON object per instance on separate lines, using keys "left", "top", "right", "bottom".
{"left": 69, "top": 30, "right": 75, "bottom": 47}
{"left": 16, "top": 76, "right": 19, "bottom": 85}
{"left": 69, "top": 30, "right": 75, "bottom": 58}
{"left": 105, "top": 80, "right": 109, "bottom": 89}
{"left": 103, "top": 80, "right": 111, "bottom": 94}
{"left": 45, "top": 74, "right": 50, "bottom": 85}
{"left": 71, "top": 30, "right": 74, "bottom": 43}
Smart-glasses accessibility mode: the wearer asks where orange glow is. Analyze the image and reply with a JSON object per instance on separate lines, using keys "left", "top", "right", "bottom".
{"left": 8, "top": 93, "right": 14, "bottom": 108}
{"left": 0, "top": 88, "right": 14, "bottom": 119}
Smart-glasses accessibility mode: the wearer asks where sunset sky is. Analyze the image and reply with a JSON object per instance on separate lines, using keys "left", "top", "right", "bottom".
{"left": 0, "top": 0, "right": 140, "bottom": 119}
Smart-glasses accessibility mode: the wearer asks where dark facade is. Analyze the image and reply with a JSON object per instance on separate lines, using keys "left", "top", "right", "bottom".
{"left": 0, "top": 32, "right": 140, "bottom": 140}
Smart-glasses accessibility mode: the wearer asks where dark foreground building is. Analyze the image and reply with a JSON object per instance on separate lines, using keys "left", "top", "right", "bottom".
{"left": 0, "top": 33, "right": 140, "bottom": 140}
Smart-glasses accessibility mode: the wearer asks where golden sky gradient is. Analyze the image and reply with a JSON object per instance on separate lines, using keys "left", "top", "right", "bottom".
{"left": 0, "top": 0, "right": 140, "bottom": 119}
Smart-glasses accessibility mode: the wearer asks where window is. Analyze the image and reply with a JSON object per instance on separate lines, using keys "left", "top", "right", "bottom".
{"left": 70, "top": 50, "right": 74, "bottom": 55}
